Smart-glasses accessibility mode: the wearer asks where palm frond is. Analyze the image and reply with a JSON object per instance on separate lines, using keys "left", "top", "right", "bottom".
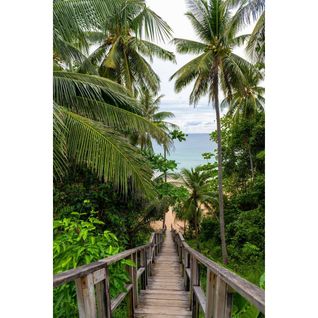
{"left": 132, "top": 5, "right": 173, "bottom": 42}
{"left": 53, "top": 71, "right": 138, "bottom": 110}
{"left": 173, "top": 38, "right": 207, "bottom": 54}
{"left": 247, "top": 12, "right": 265, "bottom": 63}
{"left": 130, "top": 38, "right": 176, "bottom": 62}
{"left": 53, "top": 103, "right": 68, "bottom": 179}
{"left": 64, "top": 96, "right": 170, "bottom": 144}
{"left": 60, "top": 107, "right": 155, "bottom": 195}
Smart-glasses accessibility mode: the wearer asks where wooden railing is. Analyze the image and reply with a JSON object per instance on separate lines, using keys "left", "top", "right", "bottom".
{"left": 171, "top": 228, "right": 265, "bottom": 317}
{"left": 53, "top": 230, "right": 165, "bottom": 317}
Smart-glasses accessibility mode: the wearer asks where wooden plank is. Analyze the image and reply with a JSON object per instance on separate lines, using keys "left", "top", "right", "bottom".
{"left": 140, "top": 289, "right": 190, "bottom": 296}
{"left": 225, "top": 292, "right": 233, "bottom": 318}
{"left": 104, "top": 266, "right": 112, "bottom": 318}
{"left": 206, "top": 269, "right": 216, "bottom": 318}
{"left": 135, "top": 306, "right": 192, "bottom": 316}
{"left": 136, "top": 230, "right": 192, "bottom": 317}
{"left": 193, "top": 286, "right": 206, "bottom": 314}
{"left": 137, "top": 267, "right": 145, "bottom": 280}
{"left": 95, "top": 280, "right": 107, "bottom": 318}
{"left": 54, "top": 245, "right": 149, "bottom": 287}
{"left": 139, "top": 297, "right": 189, "bottom": 307}
{"left": 93, "top": 268, "right": 106, "bottom": 285}
{"left": 75, "top": 274, "right": 96, "bottom": 318}
{"left": 213, "top": 276, "right": 227, "bottom": 318}
{"left": 190, "top": 256, "right": 199, "bottom": 315}
{"left": 182, "top": 242, "right": 265, "bottom": 313}
{"left": 110, "top": 284, "right": 132, "bottom": 312}
{"left": 135, "top": 314, "right": 191, "bottom": 318}
{"left": 142, "top": 248, "right": 148, "bottom": 287}
{"left": 132, "top": 252, "right": 138, "bottom": 307}
{"left": 126, "top": 257, "right": 135, "bottom": 318}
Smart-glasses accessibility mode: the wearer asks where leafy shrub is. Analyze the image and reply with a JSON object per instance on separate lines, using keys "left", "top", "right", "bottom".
{"left": 53, "top": 210, "right": 131, "bottom": 317}
{"left": 199, "top": 216, "right": 220, "bottom": 244}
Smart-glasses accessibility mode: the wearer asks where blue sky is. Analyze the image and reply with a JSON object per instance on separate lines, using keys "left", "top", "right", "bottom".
{"left": 147, "top": 0, "right": 253, "bottom": 134}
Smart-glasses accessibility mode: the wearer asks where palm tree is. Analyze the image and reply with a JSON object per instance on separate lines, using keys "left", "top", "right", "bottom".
{"left": 53, "top": 0, "right": 171, "bottom": 195}
{"left": 79, "top": 0, "right": 175, "bottom": 94}
{"left": 229, "top": 0, "right": 265, "bottom": 65}
{"left": 222, "top": 67, "right": 264, "bottom": 120}
{"left": 177, "top": 168, "right": 213, "bottom": 240}
{"left": 170, "top": 0, "right": 254, "bottom": 264}
{"left": 137, "top": 89, "right": 178, "bottom": 152}
{"left": 221, "top": 67, "right": 264, "bottom": 179}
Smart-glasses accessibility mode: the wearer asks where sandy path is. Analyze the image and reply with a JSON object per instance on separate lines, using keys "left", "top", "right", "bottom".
{"left": 150, "top": 207, "right": 186, "bottom": 232}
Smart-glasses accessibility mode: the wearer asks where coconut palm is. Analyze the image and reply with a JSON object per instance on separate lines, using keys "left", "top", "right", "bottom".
{"left": 170, "top": 0, "right": 254, "bottom": 264}
{"left": 177, "top": 167, "right": 213, "bottom": 240}
{"left": 78, "top": 0, "right": 175, "bottom": 94}
{"left": 222, "top": 67, "right": 264, "bottom": 120}
{"left": 53, "top": 0, "right": 171, "bottom": 195}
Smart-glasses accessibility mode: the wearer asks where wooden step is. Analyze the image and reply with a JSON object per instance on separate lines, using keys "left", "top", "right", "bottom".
{"left": 135, "top": 231, "right": 192, "bottom": 317}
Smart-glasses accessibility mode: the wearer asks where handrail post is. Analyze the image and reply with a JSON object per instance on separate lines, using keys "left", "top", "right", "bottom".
{"left": 95, "top": 276, "right": 107, "bottom": 318}
{"left": 206, "top": 269, "right": 216, "bottom": 318}
{"left": 190, "top": 256, "right": 200, "bottom": 317}
{"left": 213, "top": 276, "right": 232, "bottom": 318}
{"left": 140, "top": 247, "right": 147, "bottom": 290}
{"left": 133, "top": 252, "right": 139, "bottom": 307}
{"left": 180, "top": 246, "right": 184, "bottom": 277}
{"left": 154, "top": 233, "right": 158, "bottom": 257}
{"left": 126, "top": 256, "right": 135, "bottom": 318}
{"left": 75, "top": 273, "right": 97, "bottom": 318}
{"left": 184, "top": 250, "right": 190, "bottom": 291}
{"left": 157, "top": 233, "right": 160, "bottom": 255}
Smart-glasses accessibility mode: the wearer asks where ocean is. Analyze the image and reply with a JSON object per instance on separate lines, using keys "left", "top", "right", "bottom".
{"left": 153, "top": 133, "right": 217, "bottom": 171}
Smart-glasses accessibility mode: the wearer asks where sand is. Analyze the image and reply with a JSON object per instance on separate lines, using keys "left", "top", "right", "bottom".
{"left": 150, "top": 207, "right": 186, "bottom": 232}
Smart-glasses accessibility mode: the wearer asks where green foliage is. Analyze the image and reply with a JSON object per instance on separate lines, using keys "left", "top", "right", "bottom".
{"left": 53, "top": 0, "right": 176, "bottom": 195}
{"left": 170, "top": 129, "right": 187, "bottom": 142}
{"left": 54, "top": 166, "right": 163, "bottom": 248}
{"left": 53, "top": 210, "right": 131, "bottom": 317}
{"left": 144, "top": 151, "right": 178, "bottom": 173}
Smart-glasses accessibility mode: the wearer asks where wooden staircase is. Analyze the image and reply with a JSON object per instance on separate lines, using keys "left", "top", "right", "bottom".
{"left": 53, "top": 228, "right": 265, "bottom": 317}
{"left": 135, "top": 230, "right": 192, "bottom": 317}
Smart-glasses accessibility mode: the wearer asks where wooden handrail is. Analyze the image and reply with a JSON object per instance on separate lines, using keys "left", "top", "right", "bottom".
{"left": 171, "top": 227, "right": 265, "bottom": 317}
{"left": 53, "top": 229, "right": 166, "bottom": 317}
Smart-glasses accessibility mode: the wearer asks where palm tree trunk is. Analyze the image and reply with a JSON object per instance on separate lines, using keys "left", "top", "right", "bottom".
{"left": 162, "top": 146, "right": 167, "bottom": 229}
{"left": 164, "top": 146, "right": 167, "bottom": 183}
{"left": 214, "top": 79, "right": 229, "bottom": 264}
{"left": 248, "top": 143, "right": 254, "bottom": 180}
{"left": 194, "top": 206, "right": 199, "bottom": 248}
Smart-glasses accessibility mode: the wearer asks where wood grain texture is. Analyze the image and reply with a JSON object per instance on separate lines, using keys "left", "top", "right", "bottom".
{"left": 135, "top": 230, "right": 192, "bottom": 317}
{"left": 75, "top": 274, "right": 96, "bottom": 318}
{"left": 172, "top": 231, "right": 265, "bottom": 314}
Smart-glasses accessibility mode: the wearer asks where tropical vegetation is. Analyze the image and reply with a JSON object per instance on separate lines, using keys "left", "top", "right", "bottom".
{"left": 53, "top": 0, "right": 265, "bottom": 317}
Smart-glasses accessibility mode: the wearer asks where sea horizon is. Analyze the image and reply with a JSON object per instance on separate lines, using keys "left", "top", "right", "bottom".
{"left": 153, "top": 133, "right": 216, "bottom": 171}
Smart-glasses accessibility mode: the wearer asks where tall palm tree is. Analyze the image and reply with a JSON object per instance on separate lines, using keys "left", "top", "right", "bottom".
{"left": 221, "top": 67, "right": 264, "bottom": 179}
{"left": 170, "top": 0, "right": 254, "bottom": 264}
{"left": 79, "top": 0, "right": 175, "bottom": 94}
{"left": 177, "top": 168, "right": 213, "bottom": 240}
